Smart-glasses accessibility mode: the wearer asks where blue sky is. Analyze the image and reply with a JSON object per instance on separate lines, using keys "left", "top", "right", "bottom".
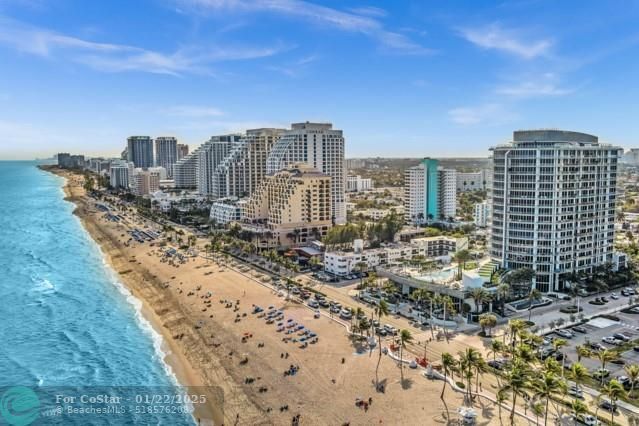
{"left": 1, "top": 0, "right": 638, "bottom": 159}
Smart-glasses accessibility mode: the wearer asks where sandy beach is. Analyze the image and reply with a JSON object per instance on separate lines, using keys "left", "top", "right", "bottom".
{"left": 46, "top": 167, "right": 490, "bottom": 426}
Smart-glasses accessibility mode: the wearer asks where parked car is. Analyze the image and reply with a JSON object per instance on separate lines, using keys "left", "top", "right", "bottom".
{"left": 488, "top": 360, "right": 504, "bottom": 370}
{"left": 319, "top": 299, "right": 330, "bottom": 308}
{"left": 602, "top": 336, "right": 621, "bottom": 345}
{"left": 588, "top": 342, "right": 606, "bottom": 351}
{"left": 613, "top": 333, "right": 630, "bottom": 342}
{"left": 339, "top": 309, "right": 352, "bottom": 320}
{"left": 308, "top": 300, "right": 319, "bottom": 309}
{"left": 556, "top": 329, "right": 574, "bottom": 338}
{"left": 572, "top": 326, "right": 587, "bottom": 333}
{"left": 593, "top": 368, "right": 610, "bottom": 379}
{"left": 330, "top": 305, "right": 341, "bottom": 314}
{"left": 568, "top": 385, "right": 583, "bottom": 398}
{"left": 383, "top": 324, "right": 397, "bottom": 335}
{"left": 610, "top": 293, "right": 619, "bottom": 300}
{"left": 375, "top": 327, "right": 387, "bottom": 336}
{"left": 599, "top": 400, "right": 617, "bottom": 413}
{"left": 601, "top": 296, "right": 609, "bottom": 303}
{"left": 579, "top": 414, "right": 599, "bottom": 426}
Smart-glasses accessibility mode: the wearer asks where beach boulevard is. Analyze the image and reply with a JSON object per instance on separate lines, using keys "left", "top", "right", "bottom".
{"left": 45, "top": 167, "right": 487, "bottom": 426}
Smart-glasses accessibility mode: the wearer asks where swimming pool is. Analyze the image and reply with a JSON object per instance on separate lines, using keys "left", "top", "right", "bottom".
{"left": 416, "top": 267, "right": 457, "bottom": 283}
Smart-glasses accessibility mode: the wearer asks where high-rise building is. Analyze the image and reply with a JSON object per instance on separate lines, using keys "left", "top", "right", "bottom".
{"left": 490, "top": 130, "right": 621, "bottom": 293}
{"left": 177, "top": 143, "right": 189, "bottom": 160}
{"left": 173, "top": 148, "right": 200, "bottom": 189}
{"left": 474, "top": 201, "right": 490, "bottom": 227}
{"left": 212, "top": 128, "right": 285, "bottom": 199}
{"left": 404, "top": 158, "right": 457, "bottom": 224}
{"left": 155, "top": 137, "right": 178, "bottom": 177}
{"left": 110, "top": 161, "right": 132, "bottom": 189}
{"left": 196, "top": 134, "right": 242, "bottom": 196}
{"left": 127, "top": 136, "right": 153, "bottom": 168}
{"left": 241, "top": 163, "right": 332, "bottom": 247}
{"left": 622, "top": 148, "right": 639, "bottom": 165}
{"left": 266, "top": 122, "right": 346, "bottom": 224}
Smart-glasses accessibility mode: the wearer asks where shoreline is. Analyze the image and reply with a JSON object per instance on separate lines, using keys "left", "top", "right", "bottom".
{"left": 39, "top": 165, "right": 473, "bottom": 426}
{"left": 46, "top": 167, "right": 222, "bottom": 425}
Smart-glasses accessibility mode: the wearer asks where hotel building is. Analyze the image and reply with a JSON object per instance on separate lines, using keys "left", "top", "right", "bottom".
{"left": 211, "top": 128, "right": 285, "bottom": 199}
{"left": 490, "top": 130, "right": 621, "bottom": 293}
{"left": 173, "top": 148, "right": 200, "bottom": 189}
{"left": 241, "top": 164, "right": 332, "bottom": 247}
{"left": 266, "top": 122, "right": 346, "bottom": 224}
{"left": 404, "top": 158, "right": 457, "bottom": 224}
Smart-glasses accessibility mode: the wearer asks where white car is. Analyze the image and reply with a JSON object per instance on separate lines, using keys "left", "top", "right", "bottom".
{"left": 556, "top": 329, "right": 574, "bottom": 338}
{"left": 308, "top": 300, "right": 319, "bottom": 309}
{"left": 581, "top": 414, "right": 599, "bottom": 426}
{"left": 610, "top": 293, "right": 619, "bottom": 300}
{"left": 568, "top": 385, "right": 583, "bottom": 398}
{"left": 602, "top": 336, "right": 621, "bottom": 346}
{"left": 340, "top": 309, "right": 352, "bottom": 320}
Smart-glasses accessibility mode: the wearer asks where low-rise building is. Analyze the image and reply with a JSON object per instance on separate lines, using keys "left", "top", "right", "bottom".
{"left": 324, "top": 236, "right": 467, "bottom": 276}
{"left": 131, "top": 169, "right": 160, "bottom": 196}
{"left": 210, "top": 198, "right": 245, "bottom": 226}
{"left": 351, "top": 207, "right": 404, "bottom": 221}
{"left": 456, "top": 170, "right": 488, "bottom": 192}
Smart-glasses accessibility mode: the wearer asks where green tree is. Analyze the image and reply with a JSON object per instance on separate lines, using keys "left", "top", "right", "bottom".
{"left": 600, "top": 379, "right": 627, "bottom": 425}
{"left": 596, "top": 349, "right": 617, "bottom": 386}
{"left": 531, "top": 370, "right": 567, "bottom": 425}
{"left": 625, "top": 363, "right": 639, "bottom": 399}
{"left": 374, "top": 299, "right": 390, "bottom": 388}
{"left": 440, "top": 352, "right": 456, "bottom": 421}
{"left": 398, "top": 329, "right": 413, "bottom": 381}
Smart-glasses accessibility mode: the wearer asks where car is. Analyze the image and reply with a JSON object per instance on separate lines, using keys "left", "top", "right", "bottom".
{"left": 313, "top": 310, "right": 321, "bottom": 319}
{"left": 375, "top": 327, "right": 387, "bottom": 336}
{"left": 579, "top": 414, "right": 599, "bottom": 426}
{"left": 308, "top": 300, "right": 319, "bottom": 308}
{"left": 588, "top": 342, "right": 606, "bottom": 351}
{"left": 383, "top": 324, "right": 397, "bottom": 335}
{"left": 572, "top": 326, "right": 587, "bottom": 333}
{"left": 593, "top": 368, "right": 610, "bottom": 379}
{"left": 319, "top": 299, "right": 330, "bottom": 308}
{"left": 372, "top": 319, "right": 380, "bottom": 327}
{"left": 542, "top": 337, "right": 553, "bottom": 346}
{"left": 556, "top": 329, "right": 574, "bottom": 338}
{"left": 568, "top": 385, "right": 583, "bottom": 398}
{"left": 339, "top": 309, "right": 352, "bottom": 320}
{"left": 634, "top": 346, "right": 639, "bottom": 352}
{"left": 610, "top": 358, "right": 626, "bottom": 365}
{"left": 539, "top": 349, "right": 555, "bottom": 360}
{"left": 330, "top": 306, "right": 341, "bottom": 314}
{"left": 601, "top": 296, "right": 609, "bottom": 303}
{"left": 622, "top": 290, "right": 630, "bottom": 297}
{"left": 599, "top": 400, "right": 617, "bottom": 413}
{"left": 602, "top": 336, "right": 620, "bottom": 345}
{"left": 554, "top": 352, "right": 565, "bottom": 361}
{"left": 610, "top": 293, "right": 619, "bottom": 300}
{"left": 613, "top": 333, "right": 630, "bottom": 342}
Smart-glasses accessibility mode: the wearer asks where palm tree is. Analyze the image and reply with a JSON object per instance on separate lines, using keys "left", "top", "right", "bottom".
{"left": 571, "top": 399, "right": 588, "bottom": 421}
{"left": 374, "top": 299, "right": 390, "bottom": 388}
{"left": 575, "top": 344, "right": 591, "bottom": 363}
{"left": 597, "top": 349, "right": 617, "bottom": 385}
{"left": 440, "top": 352, "right": 456, "bottom": 421}
{"left": 506, "top": 318, "right": 527, "bottom": 348}
{"left": 601, "top": 379, "right": 627, "bottom": 424}
{"left": 500, "top": 360, "right": 529, "bottom": 423}
{"left": 552, "top": 338, "right": 568, "bottom": 376}
{"left": 531, "top": 370, "right": 567, "bottom": 425}
{"left": 625, "top": 363, "right": 639, "bottom": 399}
{"left": 495, "top": 388, "right": 507, "bottom": 425}
{"left": 398, "top": 329, "right": 413, "bottom": 381}
{"left": 479, "top": 313, "right": 497, "bottom": 336}
{"left": 569, "top": 362, "right": 590, "bottom": 395}
{"left": 453, "top": 249, "right": 471, "bottom": 280}
{"left": 470, "top": 287, "right": 490, "bottom": 317}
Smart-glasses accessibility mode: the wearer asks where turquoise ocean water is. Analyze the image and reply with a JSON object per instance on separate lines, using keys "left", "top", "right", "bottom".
{"left": 0, "top": 162, "right": 193, "bottom": 425}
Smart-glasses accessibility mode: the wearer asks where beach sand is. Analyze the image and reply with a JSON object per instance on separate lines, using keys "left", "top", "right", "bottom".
{"left": 46, "top": 167, "right": 494, "bottom": 426}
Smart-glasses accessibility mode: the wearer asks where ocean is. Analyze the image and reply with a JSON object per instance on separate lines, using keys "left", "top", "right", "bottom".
{"left": 0, "top": 162, "right": 193, "bottom": 425}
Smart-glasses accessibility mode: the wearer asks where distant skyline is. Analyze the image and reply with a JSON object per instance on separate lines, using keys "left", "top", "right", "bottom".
{"left": 1, "top": 0, "right": 639, "bottom": 160}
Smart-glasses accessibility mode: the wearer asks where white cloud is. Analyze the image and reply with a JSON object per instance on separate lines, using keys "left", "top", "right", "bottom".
{"left": 347, "top": 6, "right": 387, "bottom": 18}
{"left": 459, "top": 23, "right": 552, "bottom": 59}
{"left": 496, "top": 81, "right": 571, "bottom": 97}
{"left": 495, "top": 73, "right": 572, "bottom": 97}
{"left": 448, "top": 103, "right": 517, "bottom": 126}
{"left": 177, "top": 0, "right": 431, "bottom": 55}
{"left": 0, "top": 15, "right": 287, "bottom": 75}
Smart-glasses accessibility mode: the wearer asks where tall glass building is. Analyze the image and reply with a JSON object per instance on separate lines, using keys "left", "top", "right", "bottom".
{"left": 127, "top": 136, "right": 153, "bottom": 168}
{"left": 490, "top": 130, "right": 622, "bottom": 293}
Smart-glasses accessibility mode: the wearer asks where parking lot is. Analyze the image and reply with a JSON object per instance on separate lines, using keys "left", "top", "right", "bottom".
{"left": 548, "top": 310, "right": 639, "bottom": 381}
